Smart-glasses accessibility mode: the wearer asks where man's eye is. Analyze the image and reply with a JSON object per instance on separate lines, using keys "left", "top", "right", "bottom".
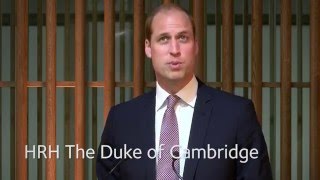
{"left": 159, "top": 36, "right": 169, "bottom": 43}
{"left": 178, "top": 35, "right": 188, "bottom": 42}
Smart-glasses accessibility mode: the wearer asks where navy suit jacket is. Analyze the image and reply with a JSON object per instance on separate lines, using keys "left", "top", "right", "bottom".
{"left": 96, "top": 81, "right": 273, "bottom": 180}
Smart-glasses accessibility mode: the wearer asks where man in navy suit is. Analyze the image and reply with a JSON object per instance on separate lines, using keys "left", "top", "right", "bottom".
{"left": 96, "top": 3, "right": 272, "bottom": 180}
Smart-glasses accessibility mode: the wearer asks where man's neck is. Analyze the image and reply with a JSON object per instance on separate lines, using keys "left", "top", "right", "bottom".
{"left": 157, "top": 75, "right": 194, "bottom": 94}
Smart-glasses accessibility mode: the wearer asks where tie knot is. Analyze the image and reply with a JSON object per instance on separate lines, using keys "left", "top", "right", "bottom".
{"left": 167, "top": 95, "right": 179, "bottom": 108}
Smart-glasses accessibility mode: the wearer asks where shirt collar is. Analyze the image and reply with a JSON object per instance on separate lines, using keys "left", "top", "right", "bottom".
{"left": 156, "top": 75, "right": 198, "bottom": 111}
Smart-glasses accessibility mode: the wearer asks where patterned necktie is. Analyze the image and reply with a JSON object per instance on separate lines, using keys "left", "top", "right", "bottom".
{"left": 156, "top": 95, "right": 180, "bottom": 180}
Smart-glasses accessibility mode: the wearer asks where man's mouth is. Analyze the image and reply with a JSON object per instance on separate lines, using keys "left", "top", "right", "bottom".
{"left": 168, "top": 61, "right": 182, "bottom": 70}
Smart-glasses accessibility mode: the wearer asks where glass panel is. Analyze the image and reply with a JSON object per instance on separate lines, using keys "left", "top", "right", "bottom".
{"left": 1, "top": 87, "right": 14, "bottom": 179}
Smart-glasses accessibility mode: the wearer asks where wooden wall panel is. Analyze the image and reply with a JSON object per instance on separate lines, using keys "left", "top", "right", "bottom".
{"left": 46, "top": 0, "right": 57, "bottom": 179}
{"left": 193, "top": 0, "right": 205, "bottom": 81}
{"left": 104, "top": 0, "right": 115, "bottom": 120}
{"left": 251, "top": 0, "right": 263, "bottom": 124}
{"left": 133, "top": 0, "right": 145, "bottom": 97}
{"left": 16, "top": 0, "right": 28, "bottom": 179}
{"left": 74, "top": 0, "right": 86, "bottom": 179}
{"left": 222, "top": 0, "right": 234, "bottom": 93}
{"left": 310, "top": 0, "right": 320, "bottom": 179}
{"left": 162, "top": 0, "right": 173, "bottom": 4}
{"left": 280, "top": 0, "right": 292, "bottom": 179}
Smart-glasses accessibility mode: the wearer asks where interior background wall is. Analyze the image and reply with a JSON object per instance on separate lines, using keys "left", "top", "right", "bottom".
{"left": 0, "top": 0, "right": 319, "bottom": 180}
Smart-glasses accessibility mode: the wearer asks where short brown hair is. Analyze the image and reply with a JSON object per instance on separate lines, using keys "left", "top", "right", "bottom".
{"left": 145, "top": 3, "right": 196, "bottom": 41}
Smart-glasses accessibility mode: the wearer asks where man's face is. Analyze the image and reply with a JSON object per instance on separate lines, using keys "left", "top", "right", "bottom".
{"left": 145, "top": 10, "right": 198, "bottom": 85}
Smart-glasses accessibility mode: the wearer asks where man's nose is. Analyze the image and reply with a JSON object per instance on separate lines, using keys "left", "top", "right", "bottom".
{"left": 169, "top": 40, "right": 181, "bottom": 56}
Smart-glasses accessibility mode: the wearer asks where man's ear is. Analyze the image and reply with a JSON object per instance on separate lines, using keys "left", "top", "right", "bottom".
{"left": 145, "top": 39, "right": 151, "bottom": 58}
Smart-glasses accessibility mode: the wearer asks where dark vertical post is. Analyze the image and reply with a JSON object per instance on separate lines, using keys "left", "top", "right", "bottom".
{"left": 243, "top": 0, "right": 249, "bottom": 98}
{"left": 280, "top": 0, "right": 292, "bottom": 179}
{"left": 104, "top": 0, "right": 115, "bottom": 119}
{"left": 64, "top": 0, "right": 71, "bottom": 179}
{"left": 215, "top": 0, "right": 221, "bottom": 84}
{"left": 222, "top": 0, "right": 234, "bottom": 93}
{"left": 251, "top": 0, "right": 263, "bottom": 124}
{"left": 133, "top": 0, "right": 144, "bottom": 97}
{"left": 193, "top": 0, "right": 205, "bottom": 81}
{"left": 296, "top": 0, "right": 303, "bottom": 179}
{"left": 92, "top": 0, "right": 98, "bottom": 179}
{"left": 269, "top": 0, "right": 276, "bottom": 175}
{"left": 36, "top": 0, "right": 43, "bottom": 179}
{"left": 120, "top": 0, "right": 125, "bottom": 102}
{"left": 310, "top": 0, "right": 320, "bottom": 179}
{"left": 10, "top": 0, "right": 16, "bottom": 179}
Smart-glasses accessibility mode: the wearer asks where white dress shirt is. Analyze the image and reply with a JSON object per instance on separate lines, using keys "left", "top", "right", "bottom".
{"left": 155, "top": 75, "right": 198, "bottom": 176}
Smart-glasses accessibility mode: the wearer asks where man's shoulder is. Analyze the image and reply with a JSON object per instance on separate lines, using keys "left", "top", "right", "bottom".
{"left": 112, "top": 89, "right": 155, "bottom": 111}
{"left": 199, "top": 83, "right": 252, "bottom": 107}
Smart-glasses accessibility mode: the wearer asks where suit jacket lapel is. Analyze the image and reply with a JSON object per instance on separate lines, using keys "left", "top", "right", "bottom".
{"left": 140, "top": 90, "right": 156, "bottom": 179}
{"left": 183, "top": 82, "right": 215, "bottom": 179}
